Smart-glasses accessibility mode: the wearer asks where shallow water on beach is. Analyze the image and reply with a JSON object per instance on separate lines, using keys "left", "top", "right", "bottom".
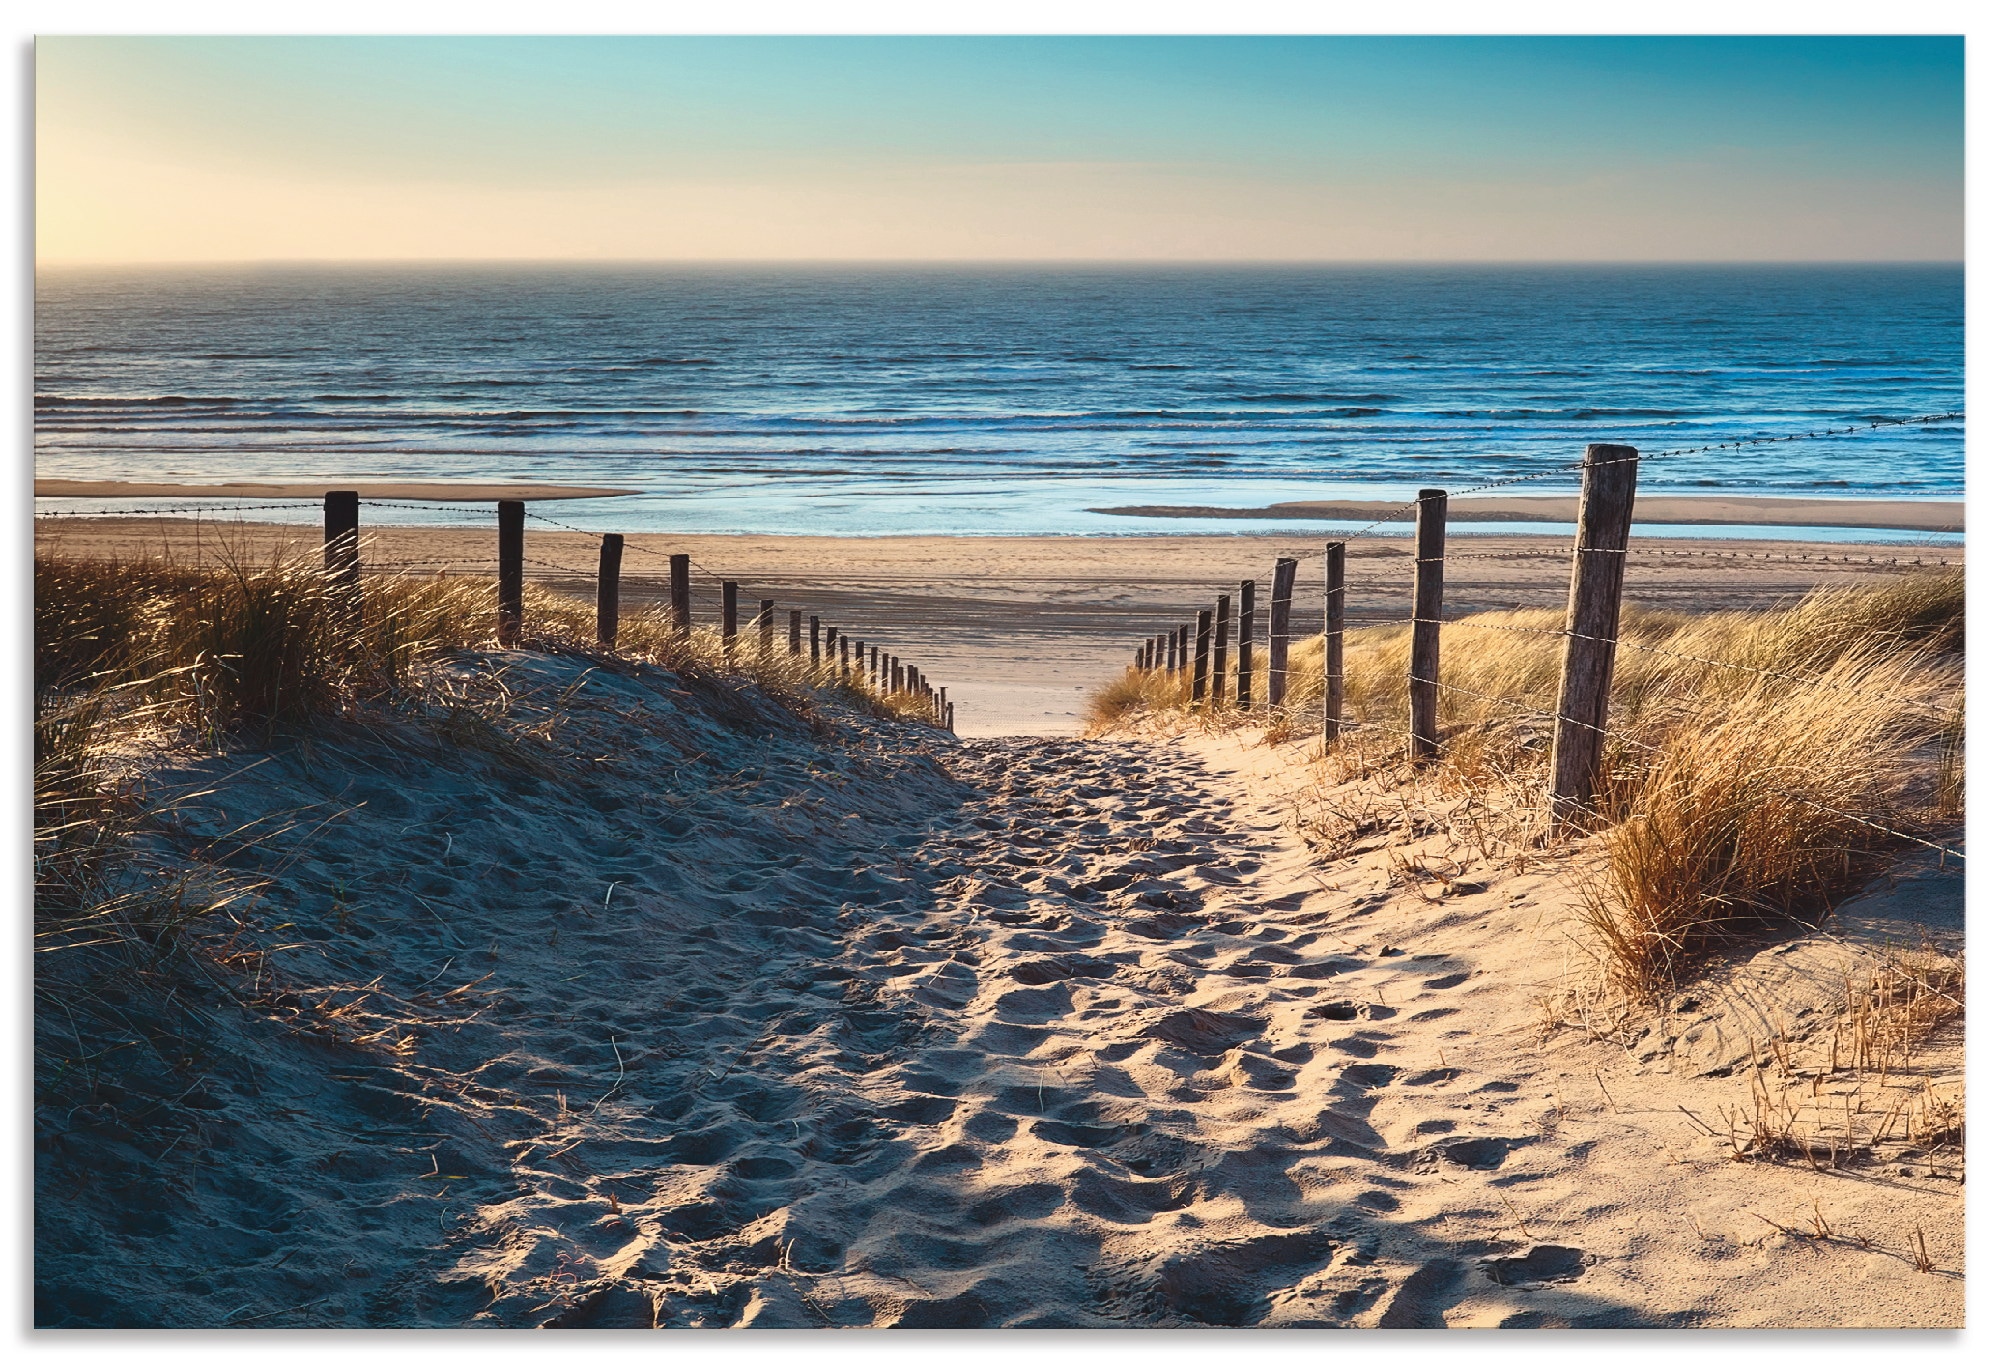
{"left": 35, "top": 264, "right": 1963, "bottom": 535}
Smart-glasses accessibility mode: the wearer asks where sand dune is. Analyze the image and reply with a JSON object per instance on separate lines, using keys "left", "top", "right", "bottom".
{"left": 36, "top": 644, "right": 1960, "bottom": 1327}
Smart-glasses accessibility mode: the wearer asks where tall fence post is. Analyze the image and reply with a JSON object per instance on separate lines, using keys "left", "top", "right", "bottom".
{"left": 1551, "top": 443, "right": 1640, "bottom": 828}
{"left": 1324, "top": 541, "right": 1346, "bottom": 747}
{"left": 596, "top": 533, "right": 624, "bottom": 648}
{"left": 1211, "top": 594, "right": 1231, "bottom": 705}
{"left": 323, "top": 489, "right": 360, "bottom": 587}
{"left": 721, "top": 581, "right": 739, "bottom": 660}
{"left": 1177, "top": 624, "right": 1191, "bottom": 677}
{"left": 1192, "top": 609, "right": 1213, "bottom": 701}
{"left": 1235, "top": 579, "right": 1256, "bottom": 709}
{"left": 1409, "top": 488, "right": 1447, "bottom": 760}
{"left": 1268, "top": 557, "right": 1298, "bottom": 708}
{"left": 758, "top": 599, "right": 775, "bottom": 655}
{"left": 497, "top": 499, "right": 525, "bottom": 647}
{"left": 870, "top": 645, "right": 880, "bottom": 686}
{"left": 670, "top": 554, "right": 692, "bottom": 639}
{"left": 809, "top": 615, "right": 822, "bottom": 669}
{"left": 789, "top": 609, "right": 803, "bottom": 656}
{"left": 946, "top": 701, "right": 955, "bottom": 733}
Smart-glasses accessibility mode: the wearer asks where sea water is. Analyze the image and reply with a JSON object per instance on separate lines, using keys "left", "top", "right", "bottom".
{"left": 34, "top": 264, "right": 1963, "bottom": 539}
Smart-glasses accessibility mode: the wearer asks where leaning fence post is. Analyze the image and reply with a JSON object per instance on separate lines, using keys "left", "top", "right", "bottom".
{"left": 1192, "top": 609, "right": 1214, "bottom": 701}
{"left": 596, "top": 533, "right": 624, "bottom": 648}
{"left": 1409, "top": 488, "right": 1447, "bottom": 760}
{"left": 1268, "top": 557, "right": 1298, "bottom": 708}
{"left": 497, "top": 499, "right": 525, "bottom": 646}
{"left": 758, "top": 599, "right": 775, "bottom": 655}
{"left": 1236, "top": 580, "right": 1256, "bottom": 708}
{"left": 1550, "top": 443, "right": 1640, "bottom": 828}
{"left": 1324, "top": 541, "right": 1346, "bottom": 746}
{"left": 670, "top": 554, "right": 692, "bottom": 639}
{"left": 789, "top": 609, "right": 803, "bottom": 656}
{"left": 1211, "top": 594, "right": 1231, "bottom": 704}
{"left": 721, "top": 581, "right": 739, "bottom": 660}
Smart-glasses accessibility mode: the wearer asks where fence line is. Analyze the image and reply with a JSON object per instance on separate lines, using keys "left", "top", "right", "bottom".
{"left": 1128, "top": 412, "right": 1963, "bottom": 853}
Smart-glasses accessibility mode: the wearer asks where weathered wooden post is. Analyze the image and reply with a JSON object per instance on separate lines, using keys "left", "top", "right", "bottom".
{"left": 842, "top": 634, "right": 852, "bottom": 677}
{"left": 1135, "top": 645, "right": 1146, "bottom": 670}
{"left": 1145, "top": 637, "right": 1156, "bottom": 670}
{"left": 1177, "top": 624, "right": 1191, "bottom": 677}
{"left": 937, "top": 686, "right": 947, "bottom": 724}
{"left": 1324, "top": 541, "right": 1346, "bottom": 746}
{"left": 870, "top": 645, "right": 880, "bottom": 687}
{"left": 323, "top": 489, "right": 360, "bottom": 588}
{"left": 1192, "top": 609, "right": 1214, "bottom": 700}
{"left": 758, "top": 599, "right": 775, "bottom": 655}
{"left": 1236, "top": 580, "right": 1256, "bottom": 709}
{"left": 497, "top": 499, "right": 525, "bottom": 646}
{"left": 789, "top": 609, "right": 803, "bottom": 656}
{"left": 1211, "top": 594, "right": 1231, "bottom": 704}
{"left": 946, "top": 701, "right": 955, "bottom": 732}
{"left": 721, "top": 582, "right": 739, "bottom": 660}
{"left": 1161, "top": 633, "right": 1171, "bottom": 670}
{"left": 809, "top": 615, "right": 822, "bottom": 669}
{"left": 1551, "top": 443, "right": 1640, "bottom": 828}
{"left": 1268, "top": 556, "right": 1298, "bottom": 708}
{"left": 596, "top": 533, "right": 624, "bottom": 648}
{"left": 670, "top": 554, "right": 692, "bottom": 639}
{"left": 1409, "top": 488, "right": 1447, "bottom": 760}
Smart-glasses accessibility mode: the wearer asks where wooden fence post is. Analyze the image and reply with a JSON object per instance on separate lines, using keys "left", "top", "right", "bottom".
{"left": 1324, "top": 541, "right": 1346, "bottom": 746}
{"left": 937, "top": 686, "right": 947, "bottom": 723}
{"left": 1211, "top": 594, "right": 1231, "bottom": 704}
{"left": 809, "top": 615, "right": 821, "bottom": 668}
{"left": 842, "top": 634, "right": 852, "bottom": 677}
{"left": 1145, "top": 637, "right": 1157, "bottom": 670}
{"left": 1550, "top": 443, "right": 1640, "bottom": 827}
{"left": 870, "top": 645, "right": 880, "bottom": 686}
{"left": 1409, "top": 488, "right": 1447, "bottom": 760}
{"left": 946, "top": 701, "right": 955, "bottom": 732}
{"left": 1268, "top": 556, "right": 1298, "bottom": 708}
{"left": 1192, "top": 609, "right": 1213, "bottom": 700}
{"left": 789, "top": 609, "right": 803, "bottom": 656}
{"left": 1236, "top": 579, "right": 1256, "bottom": 709}
{"left": 323, "top": 488, "right": 360, "bottom": 590}
{"left": 497, "top": 499, "right": 525, "bottom": 646}
{"left": 670, "top": 554, "right": 691, "bottom": 639}
{"left": 596, "top": 533, "right": 624, "bottom": 648}
{"left": 1135, "top": 645, "right": 1145, "bottom": 669}
{"left": 758, "top": 599, "right": 775, "bottom": 655}
{"left": 1177, "top": 624, "right": 1191, "bottom": 677}
{"left": 721, "top": 581, "right": 738, "bottom": 660}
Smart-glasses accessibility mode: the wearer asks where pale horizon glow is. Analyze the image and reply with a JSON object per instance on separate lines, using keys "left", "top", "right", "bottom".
{"left": 35, "top": 36, "right": 1964, "bottom": 265}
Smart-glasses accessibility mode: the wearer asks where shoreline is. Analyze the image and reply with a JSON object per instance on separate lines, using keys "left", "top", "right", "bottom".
{"left": 32, "top": 479, "right": 640, "bottom": 501}
{"left": 1088, "top": 493, "right": 1964, "bottom": 533}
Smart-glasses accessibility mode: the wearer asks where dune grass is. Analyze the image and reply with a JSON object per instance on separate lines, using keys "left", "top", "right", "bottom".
{"left": 1089, "top": 571, "right": 1964, "bottom": 995}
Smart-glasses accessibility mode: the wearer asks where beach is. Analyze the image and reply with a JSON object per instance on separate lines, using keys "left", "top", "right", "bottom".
{"left": 34, "top": 560, "right": 1964, "bottom": 1326}
{"left": 35, "top": 515, "right": 1965, "bottom": 736}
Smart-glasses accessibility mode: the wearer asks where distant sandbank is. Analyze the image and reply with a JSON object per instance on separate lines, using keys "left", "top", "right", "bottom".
{"left": 33, "top": 479, "right": 639, "bottom": 502}
{"left": 1089, "top": 494, "right": 1963, "bottom": 533}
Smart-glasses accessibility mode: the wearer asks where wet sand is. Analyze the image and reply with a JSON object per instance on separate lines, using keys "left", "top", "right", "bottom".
{"left": 1090, "top": 495, "right": 1964, "bottom": 533}
{"left": 33, "top": 520, "right": 1963, "bottom": 738}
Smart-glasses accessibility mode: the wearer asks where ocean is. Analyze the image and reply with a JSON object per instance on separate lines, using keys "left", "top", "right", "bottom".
{"left": 33, "top": 264, "right": 1964, "bottom": 539}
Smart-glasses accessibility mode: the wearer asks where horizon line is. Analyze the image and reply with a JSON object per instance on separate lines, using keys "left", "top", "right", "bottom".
{"left": 35, "top": 256, "right": 1967, "bottom": 269}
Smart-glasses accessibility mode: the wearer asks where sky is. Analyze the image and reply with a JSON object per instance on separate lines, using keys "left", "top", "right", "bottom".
{"left": 34, "top": 35, "right": 1965, "bottom": 263}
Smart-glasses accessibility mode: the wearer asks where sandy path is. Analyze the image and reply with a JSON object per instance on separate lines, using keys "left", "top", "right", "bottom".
{"left": 36, "top": 638, "right": 1959, "bottom": 1327}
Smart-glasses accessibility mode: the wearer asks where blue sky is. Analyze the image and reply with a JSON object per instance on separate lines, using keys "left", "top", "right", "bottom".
{"left": 36, "top": 35, "right": 1964, "bottom": 261}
